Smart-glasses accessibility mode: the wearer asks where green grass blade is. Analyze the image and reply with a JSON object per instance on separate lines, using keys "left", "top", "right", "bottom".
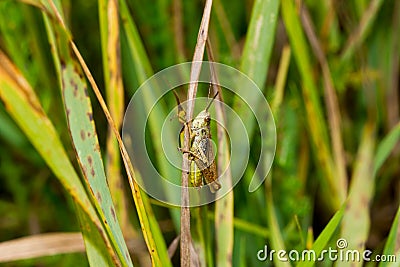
{"left": 281, "top": 0, "right": 343, "bottom": 209}
{"left": 265, "top": 180, "right": 291, "bottom": 267}
{"left": 240, "top": 0, "right": 280, "bottom": 87}
{"left": 76, "top": 204, "right": 116, "bottom": 266}
{"left": 233, "top": 0, "right": 279, "bottom": 125}
{"left": 337, "top": 125, "right": 375, "bottom": 267}
{"left": 379, "top": 205, "right": 400, "bottom": 267}
{"left": 374, "top": 122, "right": 400, "bottom": 175}
{"left": 42, "top": 3, "right": 133, "bottom": 264}
{"left": 0, "top": 50, "right": 117, "bottom": 265}
{"left": 58, "top": 52, "right": 132, "bottom": 267}
{"left": 230, "top": 0, "right": 279, "bottom": 193}
{"left": 296, "top": 203, "right": 346, "bottom": 267}
{"left": 98, "top": 0, "right": 134, "bottom": 238}
{"left": 45, "top": 1, "right": 171, "bottom": 265}
{"left": 119, "top": 0, "right": 181, "bottom": 231}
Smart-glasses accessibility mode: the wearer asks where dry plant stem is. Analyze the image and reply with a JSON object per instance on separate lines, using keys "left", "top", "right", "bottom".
{"left": 172, "top": 0, "right": 186, "bottom": 61}
{"left": 300, "top": 6, "right": 348, "bottom": 200}
{"left": 340, "top": 0, "right": 384, "bottom": 62}
{"left": 181, "top": 0, "right": 213, "bottom": 266}
{"left": 0, "top": 233, "right": 85, "bottom": 262}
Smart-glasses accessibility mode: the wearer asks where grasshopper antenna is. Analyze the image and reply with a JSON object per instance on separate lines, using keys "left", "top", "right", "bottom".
{"left": 205, "top": 90, "right": 219, "bottom": 112}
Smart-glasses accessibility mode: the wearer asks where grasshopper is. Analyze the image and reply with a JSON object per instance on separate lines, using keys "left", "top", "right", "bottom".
{"left": 174, "top": 91, "right": 222, "bottom": 193}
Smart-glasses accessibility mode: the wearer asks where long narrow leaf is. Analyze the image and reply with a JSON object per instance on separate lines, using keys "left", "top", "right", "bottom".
{"left": 379, "top": 205, "right": 400, "bottom": 267}
{"left": 281, "top": 0, "right": 343, "bottom": 209}
{"left": 0, "top": 50, "right": 117, "bottom": 265}
{"left": 337, "top": 125, "right": 375, "bottom": 267}
{"left": 43, "top": 2, "right": 132, "bottom": 265}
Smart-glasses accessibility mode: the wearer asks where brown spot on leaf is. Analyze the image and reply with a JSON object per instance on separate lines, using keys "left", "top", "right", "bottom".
{"left": 60, "top": 58, "right": 66, "bottom": 68}
{"left": 91, "top": 168, "right": 95, "bottom": 177}
{"left": 87, "top": 156, "right": 93, "bottom": 166}
{"left": 84, "top": 87, "right": 89, "bottom": 97}
{"left": 111, "top": 207, "right": 116, "bottom": 222}
{"left": 360, "top": 194, "right": 369, "bottom": 208}
{"left": 71, "top": 80, "right": 79, "bottom": 97}
{"left": 87, "top": 112, "right": 93, "bottom": 121}
{"left": 80, "top": 130, "right": 85, "bottom": 140}
{"left": 96, "top": 192, "right": 102, "bottom": 202}
{"left": 66, "top": 108, "right": 71, "bottom": 116}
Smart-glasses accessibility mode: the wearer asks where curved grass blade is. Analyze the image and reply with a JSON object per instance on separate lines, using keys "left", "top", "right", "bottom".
{"left": 0, "top": 50, "right": 117, "bottom": 265}
{"left": 41, "top": 2, "right": 133, "bottom": 265}
{"left": 44, "top": 2, "right": 171, "bottom": 265}
{"left": 296, "top": 203, "right": 346, "bottom": 267}
{"left": 59, "top": 52, "right": 133, "bottom": 267}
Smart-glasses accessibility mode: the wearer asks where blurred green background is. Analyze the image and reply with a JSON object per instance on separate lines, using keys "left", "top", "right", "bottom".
{"left": 0, "top": 0, "right": 399, "bottom": 266}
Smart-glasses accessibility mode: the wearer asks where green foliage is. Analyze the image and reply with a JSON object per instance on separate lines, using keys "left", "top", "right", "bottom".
{"left": 0, "top": 0, "right": 399, "bottom": 266}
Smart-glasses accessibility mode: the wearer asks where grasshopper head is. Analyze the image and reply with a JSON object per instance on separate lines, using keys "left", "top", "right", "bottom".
{"left": 192, "top": 110, "right": 211, "bottom": 129}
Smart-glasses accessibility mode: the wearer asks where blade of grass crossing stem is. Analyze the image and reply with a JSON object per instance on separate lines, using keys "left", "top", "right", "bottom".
{"left": 296, "top": 203, "right": 346, "bottom": 267}
{"left": 281, "top": 0, "right": 343, "bottom": 209}
{"left": 99, "top": 0, "right": 133, "bottom": 238}
{"left": 0, "top": 51, "right": 118, "bottom": 265}
{"left": 119, "top": 0, "right": 181, "bottom": 228}
{"left": 379, "top": 206, "right": 400, "bottom": 267}
{"left": 43, "top": 4, "right": 132, "bottom": 265}
{"left": 45, "top": 2, "right": 170, "bottom": 265}
{"left": 337, "top": 124, "right": 375, "bottom": 267}
{"left": 207, "top": 41, "right": 234, "bottom": 267}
